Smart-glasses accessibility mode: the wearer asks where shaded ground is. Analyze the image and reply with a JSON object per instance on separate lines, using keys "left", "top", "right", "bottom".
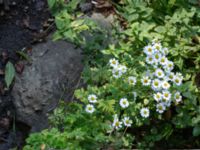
{"left": 0, "top": 0, "right": 51, "bottom": 149}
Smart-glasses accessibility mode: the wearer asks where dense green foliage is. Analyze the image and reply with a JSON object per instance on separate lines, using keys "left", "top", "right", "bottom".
{"left": 24, "top": 0, "right": 200, "bottom": 149}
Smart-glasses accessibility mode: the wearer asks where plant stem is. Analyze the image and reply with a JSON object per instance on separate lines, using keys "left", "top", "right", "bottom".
{"left": 109, "top": 128, "right": 114, "bottom": 137}
{"left": 122, "top": 126, "right": 128, "bottom": 137}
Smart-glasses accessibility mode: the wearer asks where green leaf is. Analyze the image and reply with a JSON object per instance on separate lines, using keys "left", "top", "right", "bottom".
{"left": 16, "top": 51, "right": 32, "bottom": 62}
{"left": 48, "top": 0, "right": 55, "bottom": 9}
{"left": 71, "top": 19, "right": 85, "bottom": 28}
{"left": 154, "top": 26, "right": 166, "bottom": 33}
{"left": 98, "top": 100, "right": 116, "bottom": 113}
{"left": 193, "top": 125, "right": 200, "bottom": 136}
{"left": 128, "top": 14, "right": 139, "bottom": 22}
{"left": 168, "top": 0, "right": 176, "bottom": 7}
{"left": 5, "top": 62, "right": 15, "bottom": 88}
{"left": 66, "top": 0, "right": 81, "bottom": 11}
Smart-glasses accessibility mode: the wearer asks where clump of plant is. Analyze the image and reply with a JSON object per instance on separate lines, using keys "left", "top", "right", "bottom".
{"left": 24, "top": 0, "right": 200, "bottom": 149}
{"left": 24, "top": 39, "right": 196, "bottom": 149}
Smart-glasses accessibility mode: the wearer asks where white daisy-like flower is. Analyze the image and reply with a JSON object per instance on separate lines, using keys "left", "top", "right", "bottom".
{"left": 155, "top": 68, "right": 165, "bottom": 78}
{"left": 167, "top": 72, "right": 175, "bottom": 81}
{"left": 109, "top": 58, "right": 119, "bottom": 68}
{"left": 153, "top": 43, "right": 162, "bottom": 52}
{"left": 123, "top": 117, "right": 133, "bottom": 127}
{"left": 165, "top": 60, "right": 174, "bottom": 72}
{"left": 128, "top": 76, "right": 137, "bottom": 85}
{"left": 141, "top": 76, "right": 151, "bottom": 86}
{"left": 112, "top": 117, "right": 122, "bottom": 129}
{"left": 85, "top": 104, "right": 95, "bottom": 113}
{"left": 146, "top": 55, "right": 155, "bottom": 65}
{"left": 112, "top": 69, "right": 122, "bottom": 79}
{"left": 119, "top": 98, "right": 129, "bottom": 108}
{"left": 162, "top": 47, "right": 169, "bottom": 55}
{"left": 152, "top": 79, "right": 161, "bottom": 91}
{"left": 144, "top": 99, "right": 149, "bottom": 105}
{"left": 174, "top": 92, "right": 182, "bottom": 103}
{"left": 163, "top": 100, "right": 172, "bottom": 107}
{"left": 153, "top": 92, "right": 163, "bottom": 102}
{"left": 153, "top": 52, "right": 162, "bottom": 63}
{"left": 156, "top": 103, "right": 166, "bottom": 113}
{"left": 140, "top": 108, "right": 150, "bottom": 118}
{"left": 176, "top": 72, "right": 183, "bottom": 78}
{"left": 159, "top": 56, "right": 168, "bottom": 66}
{"left": 144, "top": 45, "right": 154, "bottom": 55}
{"left": 161, "top": 80, "right": 171, "bottom": 90}
{"left": 113, "top": 114, "right": 118, "bottom": 119}
{"left": 173, "top": 75, "right": 183, "bottom": 86}
{"left": 119, "top": 65, "right": 127, "bottom": 73}
{"left": 162, "top": 90, "right": 171, "bottom": 101}
{"left": 88, "top": 94, "right": 97, "bottom": 103}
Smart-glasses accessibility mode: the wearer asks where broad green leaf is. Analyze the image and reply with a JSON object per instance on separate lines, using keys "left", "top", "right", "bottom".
{"left": 48, "top": 0, "right": 55, "bottom": 9}
{"left": 168, "top": 0, "right": 176, "bottom": 7}
{"left": 154, "top": 26, "right": 166, "bottom": 33}
{"left": 128, "top": 14, "right": 139, "bottom": 22}
{"left": 193, "top": 125, "right": 200, "bottom": 136}
{"left": 66, "top": 0, "right": 81, "bottom": 12}
{"left": 5, "top": 61, "right": 15, "bottom": 88}
{"left": 71, "top": 20, "right": 85, "bottom": 28}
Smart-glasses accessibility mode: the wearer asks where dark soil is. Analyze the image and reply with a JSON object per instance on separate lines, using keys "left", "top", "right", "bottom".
{"left": 0, "top": 0, "right": 51, "bottom": 149}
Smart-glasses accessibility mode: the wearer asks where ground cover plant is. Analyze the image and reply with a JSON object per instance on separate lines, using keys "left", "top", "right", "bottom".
{"left": 24, "top": 0, "right": 200, "bottom": 149}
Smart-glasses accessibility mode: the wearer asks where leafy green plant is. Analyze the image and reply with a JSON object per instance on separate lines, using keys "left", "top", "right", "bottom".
{"left": 24, "top": 0, "right": 200, "bottom": 149}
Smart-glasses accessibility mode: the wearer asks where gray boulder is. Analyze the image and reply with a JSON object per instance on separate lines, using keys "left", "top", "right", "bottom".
{"left": 12, "top": 39, "right": 83, "bottom": 131}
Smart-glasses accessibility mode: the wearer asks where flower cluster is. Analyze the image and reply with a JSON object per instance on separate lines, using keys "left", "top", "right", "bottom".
{"left": 85, "top": 94, "right": 98, "bottom": 113}
{"left": 142, "top": 40, "right": 183, "bottom": 115}
{"left": 86, "top": 40, "right": 184, "bottom": 130}
{"left": 112, "top": 114, "right": 132, "bottom": 130}
{"left": 109, "top": 59, "right": 127, "bottom": 78}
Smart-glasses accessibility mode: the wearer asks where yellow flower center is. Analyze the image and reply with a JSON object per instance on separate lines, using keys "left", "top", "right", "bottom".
{"left": 155, "top": 55, "right": 159, "bottom": 59}
{"left": 115, "top": 122, "right": 119, "bottom": 126}
{"left": 144, "top": 111, "right": 147, "bottom": 115}
{"left": 175, "top": 79, "right": 180, "bottom": 83}
{"left": 156, "top": 95, "right": 160, "bottom": 99}
{"left": 148, "top": 48, "right": 152, "bottom": 52}
{"left": 168, "top": 64, "right": 172, "bottom": 67}
{"left": 154, "top": 82, "right": 159, "bottom": 86}
{"left": 156, "top": 46, "right": 160, "bottom": 50}
{"left": 158, "top": 106, "right": 163, "bottom": 110}
{"left": 112, "top": 61, "right": 116, "bottom": 64}
{"left": 164, "top": 93, "right": 169, "bottom": 97}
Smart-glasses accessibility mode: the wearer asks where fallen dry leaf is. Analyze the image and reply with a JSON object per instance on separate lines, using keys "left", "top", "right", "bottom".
{"left": 15, "top": 61, "right": 24, "bottom": 74}
{"left": 0, "top": 69, "right": 4, "bottom": 75}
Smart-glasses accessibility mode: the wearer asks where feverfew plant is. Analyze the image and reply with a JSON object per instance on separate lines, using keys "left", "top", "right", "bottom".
{"left": 83, "top": 40, "right": 184, "bottom": 134}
